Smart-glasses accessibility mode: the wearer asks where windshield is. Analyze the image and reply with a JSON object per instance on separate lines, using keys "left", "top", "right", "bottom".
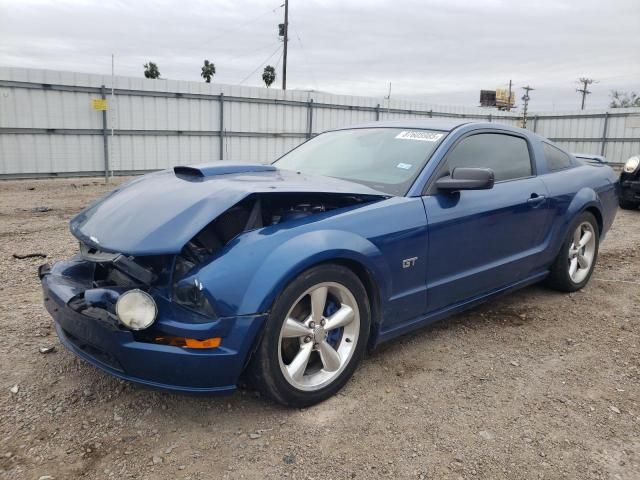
{"left": 273, "top": 128, "right": 446, "bottom": 195}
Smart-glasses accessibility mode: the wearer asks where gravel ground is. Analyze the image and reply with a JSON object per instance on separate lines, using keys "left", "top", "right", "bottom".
{"left": 0, "top": 177, "right": 639, "bottom": 480}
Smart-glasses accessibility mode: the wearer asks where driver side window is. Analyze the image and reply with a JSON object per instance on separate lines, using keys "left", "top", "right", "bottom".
{"left": 446, "top": 133, "right": 533, "bottom": 182}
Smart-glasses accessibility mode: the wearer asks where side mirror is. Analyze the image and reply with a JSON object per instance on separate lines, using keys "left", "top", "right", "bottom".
{"left": 435, "top": 167, "right": 495, "bottom": 191}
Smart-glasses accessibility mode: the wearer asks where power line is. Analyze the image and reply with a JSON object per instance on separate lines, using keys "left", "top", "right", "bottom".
{"left": 274, "top": 47, "right": 285, "bottom": 71}
{"left": 577, "top": 77, "right": 596, "bottom": 110}
{"left": 238, "top": 44, "right": 282, "bottom": 85}
{"left": 201, "top": 3, "right": 283, "bottom": 46}
{"left": 224, "top": 41, "right": 281, "bottom": 65}
{"left": 290, "top": 23, "right": 318, "bottom": 91}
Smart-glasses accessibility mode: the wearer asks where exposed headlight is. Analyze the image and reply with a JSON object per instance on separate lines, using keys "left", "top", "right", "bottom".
{"left": 624, "top": 156, "right": 640, "bottom": 173}
{"left": 173, "top": 279, "right": 216, "bottom": 318}
{"left": 115, "top": 289, "right": 157, "bottom": 330}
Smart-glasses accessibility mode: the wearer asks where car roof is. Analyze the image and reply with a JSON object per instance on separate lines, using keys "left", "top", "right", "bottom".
{"left": 330, "top": 118, "right": 471, "bottom": 132}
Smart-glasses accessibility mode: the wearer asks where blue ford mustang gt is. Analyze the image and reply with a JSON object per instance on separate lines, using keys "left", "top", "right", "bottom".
{"left": 40, "top": 120, "right": 618, "bottom": 406}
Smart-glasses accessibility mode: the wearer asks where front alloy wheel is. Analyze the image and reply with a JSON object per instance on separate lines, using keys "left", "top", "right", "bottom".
{"left": 278, "top": 282, "right": 360, "bottom": 391}
{"left": 250, "top": 265, "right": 371, "bottom": 407}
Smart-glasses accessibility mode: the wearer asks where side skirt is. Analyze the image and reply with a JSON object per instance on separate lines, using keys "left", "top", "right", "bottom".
{"left": 374, "top": 271, "right": 549, "bottom": 346}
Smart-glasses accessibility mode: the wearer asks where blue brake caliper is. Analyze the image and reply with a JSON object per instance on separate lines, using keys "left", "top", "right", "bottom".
{"left": 324, "top": 299, "right": 342, "bottom": 347}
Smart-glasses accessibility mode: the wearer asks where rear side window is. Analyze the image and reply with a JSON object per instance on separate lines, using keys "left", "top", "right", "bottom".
{"left": 445, "top": 133, "right": 532, "bottom": 182}
{"left": 543, "top": 143, "right": 572, "bottom": 171}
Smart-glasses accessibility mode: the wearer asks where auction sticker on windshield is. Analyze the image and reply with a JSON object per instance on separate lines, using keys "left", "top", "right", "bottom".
{"left": 395, "top": 131, "right": 443, "bottom": 142}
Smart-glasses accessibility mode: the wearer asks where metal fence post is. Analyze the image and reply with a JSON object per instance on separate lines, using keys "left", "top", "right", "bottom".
{"left": 100, "top": 85, "right": 109, "bottom": 183}
{"left": 533, "top": 115, "right": 539, "bottom": 133}
{"left": 375, "top": 103, "right": 380, "bottom": 121}
{"left": 488, "top": 114, "right": 492, "bottom": 123}
{"left": 600, "top": 112, "right": 609, "bottom": 157}
{"left": 307, "top": 99, "right": 314, "bottom": 139}
{"left": 219, "top": 93, "right": 225, "bottom": 160}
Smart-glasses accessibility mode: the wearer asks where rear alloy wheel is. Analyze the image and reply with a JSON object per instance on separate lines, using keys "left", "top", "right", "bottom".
{"left": 567, "top": 221, "right": 597, "bottom": 284}
{"left": 546, "top": 212, "right": 599, "bottom": 292}
{"left": 249, "top": 265, "right": 370, "bottom": 407}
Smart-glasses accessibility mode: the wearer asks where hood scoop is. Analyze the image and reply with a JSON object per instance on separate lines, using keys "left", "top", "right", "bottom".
{"left": 174, "top": 162, "right": 276, "bottom": 178}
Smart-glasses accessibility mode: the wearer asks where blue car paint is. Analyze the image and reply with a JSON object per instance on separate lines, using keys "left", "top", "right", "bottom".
{"left": 70, "top": 166, "right": 386, "bottom": 255}
{"left": 41, "top": 258, "right": 267, "bottom": 391}
{"left": 41, "top": 120, "right": 619, "bottom": 394}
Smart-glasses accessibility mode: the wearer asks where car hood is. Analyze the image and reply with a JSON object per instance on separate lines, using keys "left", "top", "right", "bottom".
{"left": 70, "top": 162, "right": 388, "bottom": 256}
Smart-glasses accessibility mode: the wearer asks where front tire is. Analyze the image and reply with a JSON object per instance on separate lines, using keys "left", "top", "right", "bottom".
{"left": 249, "top": 264, "right": 371, "bottom": 407}
{"left": 546, "top": 212, "right": 599, "bottom": 292}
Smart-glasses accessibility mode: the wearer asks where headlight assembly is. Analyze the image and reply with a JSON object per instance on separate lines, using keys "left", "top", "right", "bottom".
{"left": 115, "top": 289, "right": 157, "bottom": 330}
{"left": 173, "top": 278, "right": 217, "bottom": 318}
{"left": 624, "top": 156, "right": 640, "bottom": 173}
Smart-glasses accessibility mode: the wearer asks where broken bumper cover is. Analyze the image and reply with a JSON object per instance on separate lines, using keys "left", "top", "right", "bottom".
{"left": 40, "top": 260, "right": 267, "bottom": 394}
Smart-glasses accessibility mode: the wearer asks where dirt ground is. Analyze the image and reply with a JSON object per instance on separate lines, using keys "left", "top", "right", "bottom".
{"left": 0, "top": 177, "right": 638, "bottom": 480}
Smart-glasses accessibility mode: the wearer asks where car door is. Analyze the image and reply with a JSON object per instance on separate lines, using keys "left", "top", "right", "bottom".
{"left": 421, "top": 130, "right": 552, "bottom": 314}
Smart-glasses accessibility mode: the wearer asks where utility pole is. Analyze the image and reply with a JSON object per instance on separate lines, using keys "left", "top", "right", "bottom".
{"left": 576, "top": 77, "right": 595, "bottom": 110}
{"left": 521, "top": 85, "right": 534, "bottom": 128}
{"left": 282, "top": 0, "right": 288, "bottom": 90}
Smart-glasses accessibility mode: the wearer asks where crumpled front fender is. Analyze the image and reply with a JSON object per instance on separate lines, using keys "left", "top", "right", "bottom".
{"left": 240, "top": 229, "right": 391, "bottom": 315}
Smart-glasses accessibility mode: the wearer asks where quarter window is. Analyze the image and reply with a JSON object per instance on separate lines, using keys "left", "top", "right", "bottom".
{"left": 543, "top": 143, "right": 572, "bottom": 171}
{"left": 445, "top": 133, "right": 533, "bottom": 182}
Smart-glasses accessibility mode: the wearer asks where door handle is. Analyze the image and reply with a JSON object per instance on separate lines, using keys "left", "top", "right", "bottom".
{"left": 527, "top": 193, "right": 546, "bottom": 207}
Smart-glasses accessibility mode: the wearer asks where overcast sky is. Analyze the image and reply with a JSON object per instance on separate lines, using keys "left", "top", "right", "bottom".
{"left": 1, "top": 0, "right": 638, "bottom": 111}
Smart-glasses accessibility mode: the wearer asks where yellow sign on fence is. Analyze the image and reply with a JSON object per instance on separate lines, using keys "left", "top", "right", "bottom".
{"left": 92, "top": 98, "right": 108, "bottom": 111}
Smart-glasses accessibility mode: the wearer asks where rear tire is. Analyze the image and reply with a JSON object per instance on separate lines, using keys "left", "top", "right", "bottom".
{"left": 546, "top": 212, "right": 599, "bottom": 292}
{"left": 249, "top": 264, "right": 371, "bottom": 407}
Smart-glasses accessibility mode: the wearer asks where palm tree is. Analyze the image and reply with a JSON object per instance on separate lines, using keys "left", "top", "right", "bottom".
{"left": 143, "top": 62, "right": 160, "bottom": 79}
{"left": 201, "top": 60, "right": 216, "bottom": 83}
{"left": 262, "top": 65, "right": 276, "bottom": 88}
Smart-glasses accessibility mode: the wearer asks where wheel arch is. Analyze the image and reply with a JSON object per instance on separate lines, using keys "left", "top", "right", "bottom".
{"left": 238, "top": 229, "right": 391, "bottom": 318}
{"left": 565, "top": 188, "right": 603, "bottom": 236}
{"left": 238, "top": 239, "right": 388, "bottom": 376}
{"left": 327, "top": 258, "right": 383, "bottom": 348}
{"left": 584, "top": 205, "right": 603, "bottom": 235}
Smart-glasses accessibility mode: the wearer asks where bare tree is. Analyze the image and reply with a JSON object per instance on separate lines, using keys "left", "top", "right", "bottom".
{"left": 610, "top": 90, "right": 640, "bottom": 108}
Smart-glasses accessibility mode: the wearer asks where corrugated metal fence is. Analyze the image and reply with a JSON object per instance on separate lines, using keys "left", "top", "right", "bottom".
{"left": 1, "top": 67, "right": 639, "bottom": 178}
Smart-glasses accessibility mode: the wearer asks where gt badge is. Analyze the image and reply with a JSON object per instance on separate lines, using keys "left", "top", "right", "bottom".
{"left": 402, "top": 257, "right": 418, "bottom": 269}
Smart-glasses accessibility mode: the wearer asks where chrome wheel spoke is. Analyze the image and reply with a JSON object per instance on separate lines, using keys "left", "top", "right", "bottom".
{"left": 578, "top": 230, "right": 592, "bottom": 248}
{"left": 577, "top": 254, "right": 589, "bottom": 269}
{"left": 573, "top": 227, "right": 582, "bottom": 246}
{"left": 324, "top": 305, "right": 354, "bottom": 331}
{"left": 569, "top": 257, "right": 578, "bottom": 278}
{"left": 318, "top": 340, "right": 341, "bottom": 372}
{"left": 282, "top": 318, "right": 312, "bottom": 338}
{"left": 310, "top": 287, "right": 328, "bottom": 323}
{"left": 286, "top": 342, "right": 313, "bottom": 382}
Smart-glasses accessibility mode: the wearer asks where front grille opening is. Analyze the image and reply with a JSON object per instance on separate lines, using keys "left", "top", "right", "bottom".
{"left": 62, "top": 328, "right": 124, "bottom": 372}
{"left": 80, "top": 242, "right": 172, "bottom": 288}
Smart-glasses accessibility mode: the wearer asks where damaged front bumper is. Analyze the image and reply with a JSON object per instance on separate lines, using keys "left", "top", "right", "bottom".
{"left": 39, "top": 257, "right": 267, "bottom": 393}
